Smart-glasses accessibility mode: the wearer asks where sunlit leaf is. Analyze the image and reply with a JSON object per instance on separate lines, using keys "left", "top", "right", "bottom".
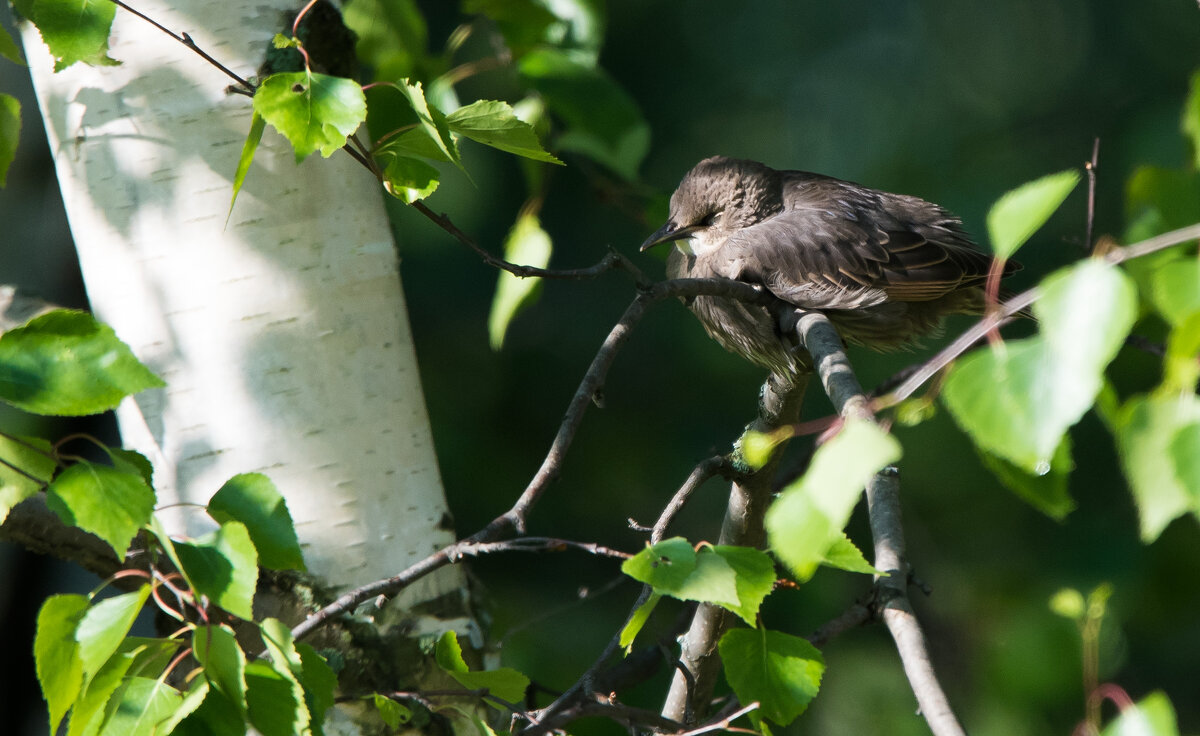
{"left": 987, "top": 169, "right": 1080, "bottom": 259}
{"left": 35, "top": 594, "right": 88, "bottom": 733}
{"left": 75, "top": 585, "right": 151, "bottom": 682}
{"left": 943, "top": 260, "right": 1135, "bottom": 473}
{"left": 0, "top": 310, "right": 164, "bottom": 416}
{"left": 207, "top": 473, "right": 304, "bottom": 571}
{"left": 100, "top": 676, "right": 184, "bottom": 736}
{"left": 766, "top": 420, "right": 900, "bottom": 581}
{"left": 381, "top": 154, "right": 440, "bottom": 203}
{"left": 245, "top": 660, "right": 308, "bottom": 736}
{"left": 447, "top": 100, "right": 563, "bottom": 164}
{"left": 434, "top": 631, "right": 530, "bottom": 706}
{"left": 489, "top": 211, "right": 552, "bottom": 350}
{"left": 228, "top": 111, "right": 266, "bottom": 219}
{"left": 618, "top": 593, "right": 660, "bottom": 652}
{"left": 0, "top": 434, "right": 55, "bottom": 523}
{"left": 1150, "top": 258, "right": 1200, "bottom": 327}
{"left": 712, "top": 545, "right": 776, "bottom": 625}
{"left": 193, "top": 624, "right": 247, "bottom": 714}
{"left": 1184, "top": 69, "right": 1200, "bottom": 170}
{"left": 821, "top": 533, "right": 882, "bottom": 576}
{"left": 390, "top": 79, "right": 460, "bottom": 168}
{"left": 1116, "top": 393, "right": 1200, "bottom": 542}
{"left": 373, "top": 693, "right": 413, "bottom": 729}
{"left": 622, "top": 538, "right": 739, "bottom": 608}
{"left": 0, "top": 93, "right": 19, "bottom": 188}
{"left": 175, "top": 521, "right": 258, "bottom": 619}
{"left": 253, "top": 71, "right": 366, "bottom": 162}
{"left": 719, "top": 628, "right": 824, "bottom": 726}
{"left": 46, "top": 459, "right": 156, "bottom": 558}
{"left": 26, "top": 0, "right": 120, "bottom": 70}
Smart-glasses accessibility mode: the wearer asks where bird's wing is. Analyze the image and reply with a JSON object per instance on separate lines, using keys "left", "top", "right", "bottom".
{"left": 716, "top": 174, "right": 1003, "bottom": 310}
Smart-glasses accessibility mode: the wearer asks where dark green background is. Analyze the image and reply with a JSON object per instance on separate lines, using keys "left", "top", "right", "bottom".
{"left": 3, "top": 1, "right": 1198, "bottom": 734}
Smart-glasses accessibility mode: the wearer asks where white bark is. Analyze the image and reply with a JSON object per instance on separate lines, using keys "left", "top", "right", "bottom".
{"left": 20, "top": 0, "right": 467, "bottom": 627}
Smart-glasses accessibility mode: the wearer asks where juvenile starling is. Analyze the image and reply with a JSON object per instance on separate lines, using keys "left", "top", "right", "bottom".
{"left": 641, "top": 156, "right": 1017, "bottom": 377}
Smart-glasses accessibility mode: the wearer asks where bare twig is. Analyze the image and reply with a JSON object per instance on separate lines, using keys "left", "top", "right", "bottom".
{"left": 293, "top": 277, "right": 774, "bottom": 642}
{"left": 651, "top": 456, "right": 735, "bottom": 544}
{"left": 106, "top": 1, "right": 255, "bottom": 91}
{"left": 1085, "top": 138, "right": 1100, "bottom": 254}
{"left": 791, "top": 310, "right": 966, "bottom": 736}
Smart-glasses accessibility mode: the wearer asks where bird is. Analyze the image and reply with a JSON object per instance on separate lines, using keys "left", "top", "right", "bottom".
{"left": 641, "top": 156, "right": 1018, "bottom": 379}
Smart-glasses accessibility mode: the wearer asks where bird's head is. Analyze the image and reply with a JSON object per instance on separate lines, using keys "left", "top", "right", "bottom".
{"left": 641, "top": 156, "right": 783, "bottom": 256}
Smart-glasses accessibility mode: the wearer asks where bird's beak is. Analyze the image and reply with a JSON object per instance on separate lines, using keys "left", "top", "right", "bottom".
{"left": 640, "top": 222, "right": 701, "bottom": 252}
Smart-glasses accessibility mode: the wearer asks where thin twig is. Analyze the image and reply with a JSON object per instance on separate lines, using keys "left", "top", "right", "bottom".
{"left": 1085, "top": 138, "right": 1100, "bottom": 254}
{"left": 293, "top": 277, "right": 775, "bottom": 642}
{"left": 651, "top": 456, "right": 734, "bottom": 544}
{"left": 106, "top": 1, "right": 255, "bottom": 91}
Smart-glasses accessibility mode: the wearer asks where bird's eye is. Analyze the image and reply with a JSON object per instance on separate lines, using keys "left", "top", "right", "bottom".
{"left": 700, "top": 212, "right": 719, "bottom": 227}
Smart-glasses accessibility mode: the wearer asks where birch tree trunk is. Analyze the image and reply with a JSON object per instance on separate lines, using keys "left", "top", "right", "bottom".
{"left": 19, "top": 0, "right": 471, "bottom": 649}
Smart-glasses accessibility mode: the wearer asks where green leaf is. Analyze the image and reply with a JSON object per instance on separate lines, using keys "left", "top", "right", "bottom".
{"left": 100, "top": 677, "right": 185, "bottom": 736}
{"left": 107, "top": 447, "right": 154, "bottom": 486}
{"left": 711, "top": 545, "right": 776, "bottom": 626}
{"left": 718, "top": 628, "right": 824, "bottom": 726}
{"left": 986, "top": 169, "right": 1080, "bottom": 259}
{"left": 517, "top": 48, "right": 649, "bottom": 180}
{"left": 618, "top": 593, "right": 660, "bottom": 652}
{"left": 245, "top": 660, "right": 309, "bottom": 736}
{"left": 489, "top": 212, "right": 552, "bottom": 350}
{"left": 76, "top": 585, "right": 151, "bottom": 681}
{"left": 0, "top": 24, "right": 24, "bottom": 65}
{"left": 738, "top": 428, "right": 792, "bottom": 469}
{"left": 193, "top": 624, "right": 247, "bottom": 714}
{"left": 0, "top": 310, "right": 164, "bottom": 416}
{"left": 1150, "top": 258, "right": 1200, "bottom": 327}
{"left": 434, "top": 631, "right": 530, "bottom": 706}
{"left": 0, "top": 93, "right": 19, "bottom": 188}
{"left": 621, "top": 538, "right": 741, "bottom": 608}
{"left": 35, "top": 594, "right": 89, "bottom": 733}
{"left": 253, "top": 71, "right": 366, "bottom": 162}
{"left": 766, "top": 420, "right": 901, "bottom": 581}
{"left": 67, "top": 645, "right": 138, "bottom": 736}
{"left": 174, "top": 521, "right": 258, "bottom": 619}
{"left": 447, "top": 100, "right": 563, "bottom": 164}
{"left": 1116, "top": 393, "right": 1200, "bottom": 542}
{"left": 296, "top": 643, "right": 337, "bottom": 733}
{"left": 46, "top": 459, "right": 156, "bottom": 558}
{"left": 373, "top": 694, "right": 413, "bottom": 729}
{"left": 169, "top": 684, "right": 247, "bottom": 736}
{"left": 1100, "top": 690, "right": 1179, "bottom": 736}
{"left": 821, "top": 533, "right": 882, "bottom": 576}
{"left": 0, "top": 434, "right": 56, "bottom": 523}
{"left": 381, "top": 154, "right": 440, "bottom": 203}
{"left": 151, "top": 680, "right": 211, "bottom": 736}
{"left": 1184, "top": 70, "right": 1200, "bottom": 170}
{"left": 1163, "top": 313, "right": 1200, "bottom": 395}
{"left": 228, "top": 111, "right": 266, "bottom": 218}
{"left": 977, "top": 438, "right": 1076, "bottom": 520}
{"left": 943, "top": 260, "right": 1136, "bottom": 473}
{"left": 207, "top": 473, "right": 304, "bottom": 571}
{"left": 26, "top": 0, "right": 120, "bottom": 70}
{"left": 390, "top": 79, "right": 460, "bottom": 168}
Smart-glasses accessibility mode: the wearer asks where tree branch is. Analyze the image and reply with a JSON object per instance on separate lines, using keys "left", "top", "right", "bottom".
{"left": 790, "top": 309, "right": 966, "bottom": 736}
{"left": 662, "top": 373, "right": 808, "bottom": 723}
